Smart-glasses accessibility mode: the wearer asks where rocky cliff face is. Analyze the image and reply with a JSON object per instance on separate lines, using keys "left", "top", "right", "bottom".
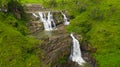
{"left": 40, "top": 33, "right": 71, "bottom": 67}
{"left": 25, "top": 4, "right": 98, "bottom": 67}
{"left": 38, "top": 31, "right": 97, "bottom": 67}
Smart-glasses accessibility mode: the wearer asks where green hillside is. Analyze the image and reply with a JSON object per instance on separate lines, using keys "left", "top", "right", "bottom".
{"left": 0, "top": 1, "right": 41, "bottom": 67}
{"left": 40, "top": 0, "right": 120, "bottom": 66}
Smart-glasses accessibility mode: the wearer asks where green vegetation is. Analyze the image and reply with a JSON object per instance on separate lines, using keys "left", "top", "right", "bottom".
{"left": 59, "top": 56, "right": 67, "bottom": 64}
{"left": 1, "top": 0, "right": 120, "bottom": 67}
{"left": 0, "top": 13, "right": 42, "bottom": 67}
{"left": 0, "top": 0, "right": 42, "bottom": 67}
{"left": 65, "top": 0, "right": 120, "bottom": 67}
{"left": 21, "top": 0, "right": 43, "bottom": 4}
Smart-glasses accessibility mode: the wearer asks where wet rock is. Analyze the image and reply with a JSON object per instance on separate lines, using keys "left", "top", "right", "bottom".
{"left": 28, "top": 21, "right": 43, "bottom": 33}
{"left": 81, "top": 40, "right": 98, "bottom": 67}
{"left": 66, "top": 60, "right": 81, "bottom": 67}
{"left": 53, "top": 12, "right": 63, "bottom": 25}
{"left": 40, "top": 33, "right": 72, "bottom": 67}
{"left": 81, "top": 41, "right": 97, "bottom": 53}
{"left": 24, "top": 4, "right": 48, "bottom": 12}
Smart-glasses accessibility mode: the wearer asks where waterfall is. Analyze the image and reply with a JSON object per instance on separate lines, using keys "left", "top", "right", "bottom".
{"left": 50, "top": 13, "right": 56, "bottom": 29}
{"left": 38, "top": 12, "right": 50, "bottom": 31}
{"left": 32, "top": 13, "right": 39, "bottom": 18}
{"left": 61, "top": 12, "right": 70, "bottom": 25}
{"left": 38, "top": 11, "right": 56, "bottom": 31}
{"left": 69, "top": 33, "right": 85, "bottom": 65}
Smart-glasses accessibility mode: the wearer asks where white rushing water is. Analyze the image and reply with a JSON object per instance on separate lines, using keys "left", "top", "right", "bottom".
{"left": 32, "top": 13, "right": 39, "bottom": 18}
{"left": 32, "top": 11, "right": 70, "bottom": 31}
{"left": 61, "top": 12, "right": 70, "bottom": 25}
{"left": 38, "top": 11, "right": 56, "bottom": 31}
{"left": 69, "top": 33, "right": 85, "bottom": 65}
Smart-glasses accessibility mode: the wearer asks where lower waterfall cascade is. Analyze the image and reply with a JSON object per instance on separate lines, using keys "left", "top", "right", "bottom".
{"left": 69, "top": 33, "right": 86, "bottom": 65}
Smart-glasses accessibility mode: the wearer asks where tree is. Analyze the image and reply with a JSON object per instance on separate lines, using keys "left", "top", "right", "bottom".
{"left": 7, "top": 0, "right": 25, "bottom": 19}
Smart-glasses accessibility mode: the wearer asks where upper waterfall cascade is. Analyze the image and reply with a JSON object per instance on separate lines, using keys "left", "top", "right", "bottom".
{"left": 38, "top": 11, "right": 56, "bottom": 31}
{"left": 70, "top": 33, "right": 85, "bottom": 65}
{"left": 32, "top": 11, "right": 70, "bottom": 31}
{"left": 32, "top": 11, "right": 56, "bottom": 31}
{"left": 61, "top": 12, "right": 70, "bottom": 25}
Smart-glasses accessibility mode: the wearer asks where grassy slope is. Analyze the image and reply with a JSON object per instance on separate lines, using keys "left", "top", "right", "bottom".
{"left": 67, "top": 0, "right": 120, "bottom": 67}
{"left": 0, "top": 12, "right": 41, "bottom": 67}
